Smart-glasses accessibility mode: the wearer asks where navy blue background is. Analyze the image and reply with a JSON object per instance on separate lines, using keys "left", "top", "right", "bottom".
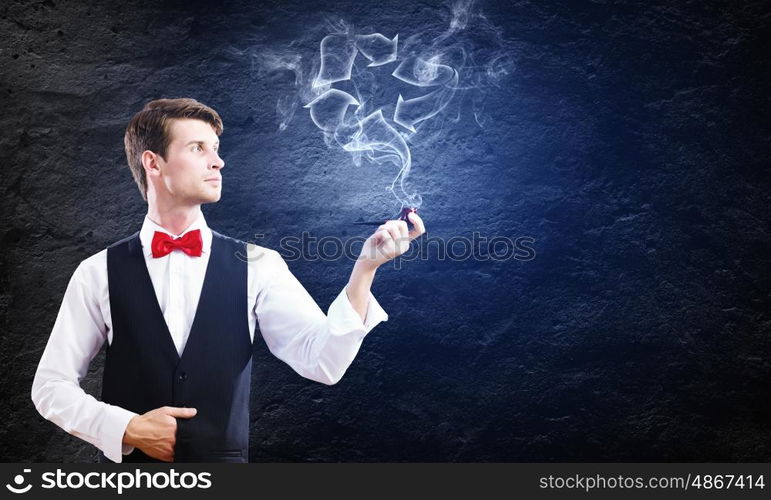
{"left": 1, "top": 0, "right": 768, "bottom": 461}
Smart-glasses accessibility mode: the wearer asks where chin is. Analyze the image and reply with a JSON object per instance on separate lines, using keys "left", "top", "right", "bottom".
{"left": 199, "top": 193, "right": 221, "bottom": 204}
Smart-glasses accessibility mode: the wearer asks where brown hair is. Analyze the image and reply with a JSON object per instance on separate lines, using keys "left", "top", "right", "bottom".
{"left": 124, "top": 98, "right": 224, "bottom": 200}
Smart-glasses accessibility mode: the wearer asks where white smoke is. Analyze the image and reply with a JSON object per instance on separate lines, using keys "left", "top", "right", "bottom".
{"left": 254, "top": 0, "right": 513, "bottom": 211}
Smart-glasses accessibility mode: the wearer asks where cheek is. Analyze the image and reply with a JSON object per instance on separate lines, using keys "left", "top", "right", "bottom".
{"left": 164, "top": 160, "right": 198, "bottom": 186}
{"left": 162, "top": 167, "right": 192, "bottom": 192}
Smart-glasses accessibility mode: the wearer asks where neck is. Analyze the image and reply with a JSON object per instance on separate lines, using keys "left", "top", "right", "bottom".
{"left": 147, "top": 201, "right": 202, "bottom": 236}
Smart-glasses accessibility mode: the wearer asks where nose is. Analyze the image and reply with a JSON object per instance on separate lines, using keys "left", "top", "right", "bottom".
{"left": 210, "top": 150, "right": 224, "bottom": 170}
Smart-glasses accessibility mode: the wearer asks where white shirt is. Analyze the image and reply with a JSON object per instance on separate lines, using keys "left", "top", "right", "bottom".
{"left": 31, "top": 213, "right": 388, "bottom": 463}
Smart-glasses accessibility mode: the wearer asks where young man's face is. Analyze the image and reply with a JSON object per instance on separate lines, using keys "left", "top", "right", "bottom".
{"left": 151, "top": 118, "right": 224, "bottom": 205}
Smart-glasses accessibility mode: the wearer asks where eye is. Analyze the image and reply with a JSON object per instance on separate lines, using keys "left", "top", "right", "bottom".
{"left": 192, "top": 144, "right": 203, "bottom": 152}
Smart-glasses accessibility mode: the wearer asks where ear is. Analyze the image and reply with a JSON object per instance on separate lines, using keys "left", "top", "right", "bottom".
{"left": 141, "top": 150, "right": 162, "bottom": 178}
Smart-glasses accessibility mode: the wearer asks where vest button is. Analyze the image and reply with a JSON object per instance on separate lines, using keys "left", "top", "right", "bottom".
{"left": 179, "top": 372, "right": 188, "bottom": 381}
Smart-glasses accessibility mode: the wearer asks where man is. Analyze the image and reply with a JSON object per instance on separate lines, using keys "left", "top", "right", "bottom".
{"left": 31, "top": 98, "right": 425, "bottom": 463}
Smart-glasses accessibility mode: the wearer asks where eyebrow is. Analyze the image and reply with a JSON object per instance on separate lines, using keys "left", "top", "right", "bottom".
{"left": 184, "top": 140, "right": 220, "bottom": 147}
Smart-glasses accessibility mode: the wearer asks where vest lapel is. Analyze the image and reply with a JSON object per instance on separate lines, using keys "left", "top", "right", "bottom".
{"left": 130, "top": 232, "right": 225, "bottom": 363}
{"left": 127, "top": 234, "right": 182, "bottom": 364}
{"left": 177, "top": 234, "right": 220, "bottom": 365}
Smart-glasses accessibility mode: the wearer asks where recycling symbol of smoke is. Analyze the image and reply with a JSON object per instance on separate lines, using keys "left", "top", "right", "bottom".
{"left": 305, "top": 33, "right": 460, "bottom": 210}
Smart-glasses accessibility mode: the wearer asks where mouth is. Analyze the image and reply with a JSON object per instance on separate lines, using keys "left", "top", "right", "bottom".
{"left": 205, "top": 178, "right": 221, "bottom": 183}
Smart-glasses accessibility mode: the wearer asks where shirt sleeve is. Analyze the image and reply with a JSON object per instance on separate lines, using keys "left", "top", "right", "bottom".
{"left": 31, "top": 256, "right": 138, "bottom": 463}
{"left": 251, "top": 246, "right": 388, "bottom": 385}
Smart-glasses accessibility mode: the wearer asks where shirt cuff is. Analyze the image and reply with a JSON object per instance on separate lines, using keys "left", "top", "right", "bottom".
{"left": 101, "top": 404, "right": 138, "bottom": 463}
{"left": 327, "top": 287, "right": 388, "bottom": 338}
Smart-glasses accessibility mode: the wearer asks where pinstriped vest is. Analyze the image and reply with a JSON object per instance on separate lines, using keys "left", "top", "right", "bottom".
{"left": 101, "top": 230, "right": 251, "bottom": 463}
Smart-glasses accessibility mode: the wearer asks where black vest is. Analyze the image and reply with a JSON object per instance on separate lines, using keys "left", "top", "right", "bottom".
{"left": 101, "top": 230, "right": 251, "bottom": 463}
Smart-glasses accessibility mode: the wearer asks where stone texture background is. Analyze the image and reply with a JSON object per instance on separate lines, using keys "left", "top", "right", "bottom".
{"left": 1, "top": 0, "right": 769, "bottom": 461}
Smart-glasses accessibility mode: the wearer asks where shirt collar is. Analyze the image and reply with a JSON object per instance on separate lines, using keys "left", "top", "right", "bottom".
{"left": 139, "top": 212, "right": 212, "bottom": 257}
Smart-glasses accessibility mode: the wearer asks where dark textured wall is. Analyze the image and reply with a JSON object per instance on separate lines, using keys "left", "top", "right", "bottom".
{"left": 1, "top": 0, "right": 769, "bottom": 462}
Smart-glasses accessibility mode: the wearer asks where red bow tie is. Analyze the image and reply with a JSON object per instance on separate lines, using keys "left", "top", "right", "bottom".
{"left": 151, "top": 229, "right": 203, "bottom": 258}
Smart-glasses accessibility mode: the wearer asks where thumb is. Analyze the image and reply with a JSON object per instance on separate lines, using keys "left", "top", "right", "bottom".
{"left": 164, "top": 406, "right": 198, "bottom": 419}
